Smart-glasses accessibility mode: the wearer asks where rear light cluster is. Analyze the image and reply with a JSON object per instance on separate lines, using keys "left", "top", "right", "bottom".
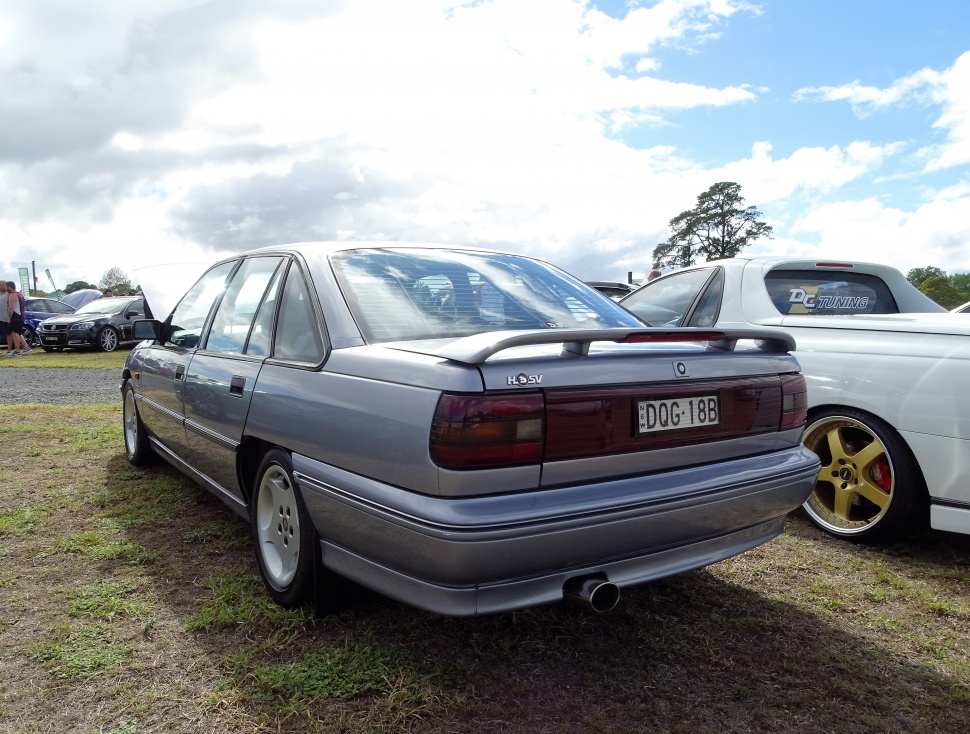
{"left": 780, "top": 374, "right": 808, "bottom": 429}
{"left": 430, "top": 393, "right": 545, "bottom": 470}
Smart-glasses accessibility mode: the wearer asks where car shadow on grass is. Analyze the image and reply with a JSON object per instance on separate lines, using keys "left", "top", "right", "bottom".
{"left": 97, "top": 455, "right": 970, "bottom": 734}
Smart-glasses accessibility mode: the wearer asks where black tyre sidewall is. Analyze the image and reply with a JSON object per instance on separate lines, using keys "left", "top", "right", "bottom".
{"left": 802, "top": 407, "right": 928, "bottom": 541}
{"left": 251, "top": 448, "right": 315, "bottom": 608}
{"left": 123, "top": 380, "right": 153, "bottom": 466}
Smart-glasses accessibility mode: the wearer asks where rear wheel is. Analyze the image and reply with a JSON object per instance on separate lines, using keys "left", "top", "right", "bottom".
{"left": 23, "top": 326, "right": 39, "bottom": 348}
{"left": 251, "top": 449, "right": 315, "bottom": 608}
{"left": 801, "top": 408, "right": 927, "bottom": 541}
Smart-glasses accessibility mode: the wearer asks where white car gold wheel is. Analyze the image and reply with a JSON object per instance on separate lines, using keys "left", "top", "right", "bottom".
{"left": 801, "top": 409, "right": 926, "bottom": 541}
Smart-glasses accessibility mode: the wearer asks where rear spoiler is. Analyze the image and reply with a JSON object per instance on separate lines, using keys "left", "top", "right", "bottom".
{"left": 425, "top": 327, "right": 796, "bottom": 363}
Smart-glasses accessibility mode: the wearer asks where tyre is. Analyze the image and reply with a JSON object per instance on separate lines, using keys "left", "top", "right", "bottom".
{"left": 97, "top": 326, "right": 119, "bottom": 352}
{"left": 122, "top": 380, "right": 154, "bottom": 466}
{"left": 801, "top": 408, "right": 928, "bottom": 541}
{"left": 23, "top": 326, "right": 39, "bottom": 348}
{"left": 251, "top": 449, "right": 315, "bottom": 608}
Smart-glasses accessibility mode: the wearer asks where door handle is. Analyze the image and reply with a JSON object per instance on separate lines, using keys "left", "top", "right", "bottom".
{"left": 230, "top": 375, "right": 246, "bottom": 396}
{"left": 175, "top": 365, "right": 185, "bottom": 381}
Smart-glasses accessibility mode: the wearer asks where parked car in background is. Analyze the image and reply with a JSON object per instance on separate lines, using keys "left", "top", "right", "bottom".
{"left": 122, "top": 242, "right": 819, "bottom": 616}
{"left": 38, "top": 296, "right": 146, "bottom": 352}
{"left": 619, "top": 256, "right": 970, "bottom": 542}
{"left": 586, "top": 281, "right": 637, "bottom": 299}
{"left": 22, "top": 297, "right": 76, "bottom": 348}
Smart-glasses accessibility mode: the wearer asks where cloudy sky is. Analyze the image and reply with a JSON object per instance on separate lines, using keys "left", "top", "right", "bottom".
{"left": 3, "top": 0, "right": 970, "bottom": 293}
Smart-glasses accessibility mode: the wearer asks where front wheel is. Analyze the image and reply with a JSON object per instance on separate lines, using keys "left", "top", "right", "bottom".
{"left": 801, "top": 408, "right": 927, "bottom": 541}
{"left": 251, "top": 449, "right": 315, "bottom": 608}
{"left": 97, "top": 326, "right": 119, "bottom": 352}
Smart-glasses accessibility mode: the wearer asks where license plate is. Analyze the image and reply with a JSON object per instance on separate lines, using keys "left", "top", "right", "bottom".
{"left": 42, "top": 337, "right": 58, "bottom": 343}
{"left": 636, "top": 395, "right": 719, "bottom": 435}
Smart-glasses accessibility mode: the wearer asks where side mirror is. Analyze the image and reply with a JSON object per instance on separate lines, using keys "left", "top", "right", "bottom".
{"left": 132, "top": 319, "right": 161, "bottom": 341}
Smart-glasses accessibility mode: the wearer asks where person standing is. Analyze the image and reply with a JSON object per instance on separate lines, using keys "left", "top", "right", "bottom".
{"left": 6, "top": 281, "right": 30, "bottom": 356}
{"left": 647, "top": 269, "right": 662, "bottom": 282}
{"left": 0, "top": 281, "right": 8, "bottom": 351}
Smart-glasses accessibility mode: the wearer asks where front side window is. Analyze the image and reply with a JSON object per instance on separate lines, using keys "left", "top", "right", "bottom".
{"left": 330, "top": 248, "right": 641, "bottom": 343}
{"left": 764, "top": 270, "right": 899, "bottom": 316}
{"left": 204, "top": 257, "right": 284, "bottom": 354}
{"left": 621, "top": 268, "right": 719, "bottom": 327}
{"left": 168, "top": 261, "right": 237, "bottom": 349}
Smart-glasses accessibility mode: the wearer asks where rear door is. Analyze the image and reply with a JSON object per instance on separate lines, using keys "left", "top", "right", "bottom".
{"left": 183, "top": 256, "right": 286, "bottom": 502}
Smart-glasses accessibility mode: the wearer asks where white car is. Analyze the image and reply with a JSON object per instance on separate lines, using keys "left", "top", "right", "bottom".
{"left": 620, "top": 256, "right": 970, "bottom": 541}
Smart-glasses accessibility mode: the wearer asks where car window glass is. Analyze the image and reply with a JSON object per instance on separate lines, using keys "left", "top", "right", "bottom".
{"left": 330, "top": 248, "right": 640, "bottom": 343}
{"left": 686, "top": 269, "right": 723, "bottom": 327}
{"left": 26, "top": 299, "right": 48, "bottom": 313}
{"left": 273, "top": 267, "right": 324, "bottom": 363}
{"left": 764, "top": 270, "right": 900, "bottom": 315}
{"left": 48, "top": 300, "right": 75, "bottom": 314}
{"left": 205, "top": 257, "right": 284, "bottom": 354}
{"left": 245, "top": 263, "right": 286, "bottom": 357}
{"left": 126, "top": 299, "right": 145, "bottom": 318}
{"left": 621, "top": 269, "right": 716, "bottom": 327}
{"left": 169, "top": 261, "right": 237, "bottom": 349}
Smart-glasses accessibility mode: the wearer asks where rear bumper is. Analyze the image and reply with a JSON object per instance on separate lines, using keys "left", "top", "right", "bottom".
{"left": 294, "top": 446, "right": 820, "bottom": 616}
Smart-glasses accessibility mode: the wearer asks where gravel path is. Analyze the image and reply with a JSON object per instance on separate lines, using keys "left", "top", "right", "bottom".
{"left": 0, "top": 368, "right": 122, "bottom": 405}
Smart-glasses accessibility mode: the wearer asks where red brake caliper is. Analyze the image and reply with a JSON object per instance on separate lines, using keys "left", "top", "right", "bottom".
{"left": 869, "top": 458, "right": 892, "bottom": 492}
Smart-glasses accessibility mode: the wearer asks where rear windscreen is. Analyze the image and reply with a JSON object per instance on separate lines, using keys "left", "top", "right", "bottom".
{"left": 330, "top": 248, "right": 642, "bottom": 342}
{"left": 764, "top": 270, "right": 899, "bottom": 315}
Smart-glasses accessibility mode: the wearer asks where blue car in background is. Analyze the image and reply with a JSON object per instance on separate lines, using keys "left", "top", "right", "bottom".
{"left": 23, "top": 297, "right": 76, "bottom": 347}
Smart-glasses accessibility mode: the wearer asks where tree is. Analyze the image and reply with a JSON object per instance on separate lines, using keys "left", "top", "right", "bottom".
{"left": 65, "top": 280, "right": 97, "bottom": 294}
{"left": 919, "top": 275, "right": 966, "bottom": 309}
{"left": 947, "top": 272, "right": 970, "bottom": 295}
{"left": 98, "top": 267, "right": 134, "bottom": 295}
{"left": 652, "top": 182, "right": 773, "bottom": 269}
{"left": 906, "top": 266, "right": 946, "bottom": 288}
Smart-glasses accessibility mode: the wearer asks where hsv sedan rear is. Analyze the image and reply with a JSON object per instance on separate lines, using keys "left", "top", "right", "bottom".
{"left": 122, "top": 243, "right": 819, "bottom": 616}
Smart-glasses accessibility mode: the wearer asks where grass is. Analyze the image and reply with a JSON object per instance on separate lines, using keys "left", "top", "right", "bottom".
{"left": 1, "top": 403, "right": 970, "bottom": 732}
{"left": 0, "top": 345, "right": 132, "bottom": 369}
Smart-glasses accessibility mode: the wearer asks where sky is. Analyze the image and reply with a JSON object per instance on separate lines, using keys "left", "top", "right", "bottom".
{"left": 3, "top": 0, "right": 970, "bottom": 294}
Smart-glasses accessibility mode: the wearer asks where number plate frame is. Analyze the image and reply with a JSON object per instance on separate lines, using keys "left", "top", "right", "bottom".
{"left": 635, "top": 394, "right": 720, "bottom": 436}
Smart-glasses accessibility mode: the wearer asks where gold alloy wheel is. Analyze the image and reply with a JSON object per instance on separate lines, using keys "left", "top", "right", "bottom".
{"left": 801, "top": 413, "right": 896, "bottom": 537}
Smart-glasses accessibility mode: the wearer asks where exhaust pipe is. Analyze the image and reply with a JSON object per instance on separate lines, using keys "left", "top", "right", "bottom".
{"left": 562, "top": 575, "right": 620, "bottom": 613}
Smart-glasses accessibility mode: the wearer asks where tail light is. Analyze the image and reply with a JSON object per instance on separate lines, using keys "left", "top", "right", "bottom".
{"left": 780, "top": 374, "right": 808, "bottom": 429}
{"left": 430, "top": 393, "right": 545, "bottom": 470}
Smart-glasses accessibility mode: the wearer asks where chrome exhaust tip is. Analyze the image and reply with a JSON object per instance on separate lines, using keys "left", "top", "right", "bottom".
{"left": 562, "top": 575, "right": 620, "bottom": 613}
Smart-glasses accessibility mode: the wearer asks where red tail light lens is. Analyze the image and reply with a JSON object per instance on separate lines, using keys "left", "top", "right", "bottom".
{"left": 430, "top": 393, "right": 545, "bottom": 470}
{"left": 780, "top": 374, "right": 808, "bottom": 429}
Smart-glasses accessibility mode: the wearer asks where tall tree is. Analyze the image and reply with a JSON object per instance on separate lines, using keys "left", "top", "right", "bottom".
{"left": 906, "top": 266, "right": 946, "bottom": 288}
{"left": 98, "top": 267, "right": 134, "bottom": 295}
{"left": 652, "top": 182, "right": 773, "bottom": 269}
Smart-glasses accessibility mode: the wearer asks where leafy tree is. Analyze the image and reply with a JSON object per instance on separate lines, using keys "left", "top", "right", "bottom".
{"left": 906, "top": 266, "right": 946, "bottom": 288}
{"left": 652, "top": 182, "right": 773, "bottom": 269}
{"left": 98, "top": 267, "right": 134, "bottom": 295}
{"left": 947, "top": 272, "right": 970, "bottom": 295}
{"left": 65, "top": 280, "right": 97, "bottom": 294}
{"left": 919, "top": 275, "right": 966, "bottom": 309}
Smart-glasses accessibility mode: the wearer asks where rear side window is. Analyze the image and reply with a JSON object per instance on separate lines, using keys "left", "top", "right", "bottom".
{"left": 765, "top": 270, "right": 899, "bottom": 315}
{"left": 273, "top": 268, "right": 325, "bottom": 363}
{"left": 621, "top": 268, "right": 718, "bottom": 327}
